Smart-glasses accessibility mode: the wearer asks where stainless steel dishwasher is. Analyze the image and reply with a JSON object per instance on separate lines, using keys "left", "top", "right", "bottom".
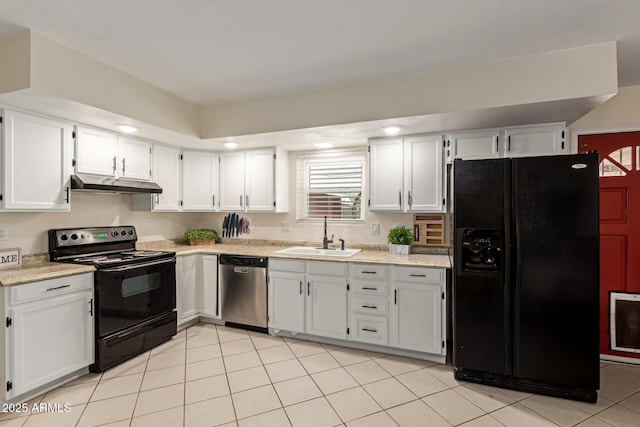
{"left": 219, "top": 254, "right": 268, "bottom": 332}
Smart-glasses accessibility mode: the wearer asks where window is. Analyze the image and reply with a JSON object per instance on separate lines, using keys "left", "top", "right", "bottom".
{"left": 296, "top": 151, "right": 365, "bottom": 222}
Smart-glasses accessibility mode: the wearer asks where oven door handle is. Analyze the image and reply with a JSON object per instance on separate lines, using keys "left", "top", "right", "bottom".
{"left": 100, "top": 258, "right": 176, "bottom": 272}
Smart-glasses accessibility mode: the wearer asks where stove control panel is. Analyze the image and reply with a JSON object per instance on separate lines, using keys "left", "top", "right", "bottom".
{"left": 50, "top": 226, "right": 137, "bottom": 247}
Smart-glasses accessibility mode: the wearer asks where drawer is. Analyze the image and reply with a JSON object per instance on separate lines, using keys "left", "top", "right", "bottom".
{"left": 349, "top": 314, "right": 388, "bottom": 346}
{"left": 307, "top": 261, "right": 347, "bottom": 276}
{"left": 350, "top": 277, "right": 389, "bottom": 296}
{"left": 391, "top": 266, "right": 444, "bottom": 283}
{"left": 348, "top": 263, "right": 388, "bottom": 279}
{"left": 9, "top": 272, "right": 94, "bottom": 305}
{"left": 351, "top": 297, "right": 389, "bottom": 316}
{"left": 269, "top": 258, "right": 305, "bottom": 273}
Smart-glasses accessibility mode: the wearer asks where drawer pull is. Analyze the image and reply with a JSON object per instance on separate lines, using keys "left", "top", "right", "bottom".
{"left": 361, "top": 270, "right": 377, "bottom": 274}
{"left": 409, "top": 274, "right": 426, "bottom": 278}
{"left": 362, "top": 327, "right": 378, "bottom": 333}
{"left": 362, "top": 304, "right": 378, "bottom": 309}
{"left": 299, "top": 281, "right": 303, "bottom": 295}
{"left": 362, "top": 286, "right": 378, "bottom": 291}
{"left": 46, "top": 284, "right": 70, "bottom": 292}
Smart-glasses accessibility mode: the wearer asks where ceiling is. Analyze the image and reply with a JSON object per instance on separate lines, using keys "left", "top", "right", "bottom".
{"left": 0, "top": 0, "right": 639, "bottom": 149}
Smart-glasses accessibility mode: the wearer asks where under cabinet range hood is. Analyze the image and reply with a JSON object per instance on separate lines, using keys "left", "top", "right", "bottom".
{"left": 70, "top": 174, "right": 163, "bottom": 194}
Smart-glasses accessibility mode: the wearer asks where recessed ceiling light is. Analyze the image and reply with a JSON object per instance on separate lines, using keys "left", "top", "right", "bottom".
{"left": 383, "top": 125, "right": 403, "bottom": 135}
{"left": 116, "top": 124, "right": 138, "bottom": 134}
{"left": 224, "top": 142, "right": 238, "bottom": 149}
{"left": 313, "top": 142, "right": 334, "bottom": 149}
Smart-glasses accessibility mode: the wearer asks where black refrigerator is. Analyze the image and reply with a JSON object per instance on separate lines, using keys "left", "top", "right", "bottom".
{"left": 453, "top": 153, "right": 600, "bottom": 403}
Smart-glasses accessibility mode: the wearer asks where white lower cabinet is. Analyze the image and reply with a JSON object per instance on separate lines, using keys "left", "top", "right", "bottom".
{"left": 390, "top": 266, "right": 446, "bottom": 354}
{"left": 268, "top": 269, "right": 305, "bottom": 333}
{"left": 177, "top": 254, "right": 219, "bottom": 327}
{"left": 268, "top": 260, "right": 348, "bottom": 340}
{"left": 177, "top": 255, "right": 198, "bottom": 324}
{"left": 200, "top": 255, "right": 218, "bottom": 318}
{"left": 306, "top": 271, "right": 348, "bottom": 340}
{"left": 269, "top": 259, "right": 446, "bottom": 358}
{"left": 348, "top": 263, "right": 390, "bottom": 346}
{"left": 2, "top": 273, "right": 94, "bottom": 400}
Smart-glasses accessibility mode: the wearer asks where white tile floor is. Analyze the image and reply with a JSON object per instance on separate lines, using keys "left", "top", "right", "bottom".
{"left": 1, "top": 322, "right": 639, "bottom": 427}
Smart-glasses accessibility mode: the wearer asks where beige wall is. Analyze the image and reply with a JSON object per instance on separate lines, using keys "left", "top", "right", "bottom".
{"left": 0, "top": 194, "right": 214, "bottom": 255}
{"left": 569, "top": 85, "right": 640, "bottom": 131}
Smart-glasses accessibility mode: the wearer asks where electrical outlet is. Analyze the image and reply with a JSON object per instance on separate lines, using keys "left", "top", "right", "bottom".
{"left": 0, "top": 226, "right": 7, "bottom": 241}
{"left": 281, "top": 221, "right": 290, "bottom": 232}
{"left": 371, "top": 222, "right": 380, "bottom": 235}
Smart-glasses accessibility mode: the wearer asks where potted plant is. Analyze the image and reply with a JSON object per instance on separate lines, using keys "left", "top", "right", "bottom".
{"left": 387, "top": 225, "right": 413, "bottom": 255}
{"left": 184, "top": 228, "right": 219, "bottom": 246}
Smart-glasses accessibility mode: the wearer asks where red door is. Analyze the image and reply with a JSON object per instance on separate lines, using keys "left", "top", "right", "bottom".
{"left": 579, "top": 132, "right": 640, "bottom": 359}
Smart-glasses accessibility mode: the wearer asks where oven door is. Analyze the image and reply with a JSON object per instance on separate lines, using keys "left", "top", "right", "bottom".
{"left": 95, "top": 258, "right": 176, "bottom": 337}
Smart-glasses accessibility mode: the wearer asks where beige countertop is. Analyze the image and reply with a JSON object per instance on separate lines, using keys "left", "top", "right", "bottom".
{"left": 138, "top": 241, "right": 452, "bottom": 269}
{"left": 2, "top": 241, "right": 450, "bottom": 287}
{"left": 0, "top": 262, "right": 95, "bottom": 287}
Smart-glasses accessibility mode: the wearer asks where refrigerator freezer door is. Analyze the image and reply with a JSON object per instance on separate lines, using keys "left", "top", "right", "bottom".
{"left": 512, "top": 153, "right": 599, "bottom": 389}
{"left": 453, "top": 159, "right": 511, "bottom": 375}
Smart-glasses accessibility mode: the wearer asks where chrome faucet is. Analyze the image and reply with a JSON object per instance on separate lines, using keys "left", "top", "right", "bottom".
{"left": 322, "top": 215, "right": 334, "bottom": 249}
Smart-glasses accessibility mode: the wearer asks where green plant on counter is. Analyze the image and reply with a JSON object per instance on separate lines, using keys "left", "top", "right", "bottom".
{"left": 184, "top": 228, "right": 219, "bottom": 241}
{"left": 387, "top": 225, "right": 413, "bottom": 245}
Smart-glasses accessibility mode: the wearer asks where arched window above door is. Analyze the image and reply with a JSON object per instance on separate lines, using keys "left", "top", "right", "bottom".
{"left": 600, "top": 146, "right": 632, "bottom": 177}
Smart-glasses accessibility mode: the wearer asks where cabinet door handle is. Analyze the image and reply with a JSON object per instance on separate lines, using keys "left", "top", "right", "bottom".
{"left": 245, "top": 195, "right": 249, "bottom": 208}
{"left": 212, "top": 194, "right": 215, "bottom": 207}
{"left": 299, "top": 281, "right": 303, "bottom": 295}
{"left": 88, "top": 298, "right": 93, "bottom": 316}
{"left": 495, "top": 136, "right": 499, "bottom": 153}
{"left": 362, "top": 304, "right": 377, "bottom": 309}
{"left": 240, "top": 195, "right": 243, "bottom": 207}
{"left": 409, "top": 274, "right": 426, "bottom": 278}
{"left": 394, "top": 289, "right": 397, "bottom": 305}
{"left": 508, "top": 135, "right": 511, "bottom": 151}
{"left": 65, "top": 186, "right": 70, "bottom": 204}
{"left": 46, "top": 284, "right": 70, "bottom": 292}
{"left": 408, "top": 191, "right": 412, "bottom": 207}
{"left": 362, "top": 327, "right": 378, "bottom": 333}
{"left": 361, "top": 270, "right": 377, "bottom": 275}
{"left": 122, "top": 157, "right": 126, "bottom": 175}
{"left": 398, "top": 190, "right": 402, "bottom": 207}
{"left": 362, "top": 286, "right": 378, "bottom": 291}
{"left": 112, "top": 156, "right": 117, "bottom": 173}
{"left": 156, "top": 194, "right": 160, "bottom": 205}
{"left": 307, "top": 282, "right": 310, "bottom": 296}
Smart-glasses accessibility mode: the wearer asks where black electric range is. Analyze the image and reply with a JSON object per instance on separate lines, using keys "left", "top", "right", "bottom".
{"left": 49, "top": 226, "right": 177, "bottom": 372}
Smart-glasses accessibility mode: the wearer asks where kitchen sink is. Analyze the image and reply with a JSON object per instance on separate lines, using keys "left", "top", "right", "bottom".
{"left": 274, "top": 246, "right": 361, "bottom": 257}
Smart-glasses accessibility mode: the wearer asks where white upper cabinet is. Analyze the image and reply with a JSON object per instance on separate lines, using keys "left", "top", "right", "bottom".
{"left": 404, "top": 134, "right": 445, "bottom": 212}
{"left": 449, "top": 123, "right": 566, "bottom": 161}
{"left": 182, "top": 150, "right": 219, "bottom": 211}
{"left": 1, "top": 109, "right": 72, "bottom": 211}
{"left": 245, "top": 149, "right": 276, "bottom": 211}
{"left": 219, "top": 148, "right": 289, "bottom": 212}
{"left": 368, "top": 138, "right": 404, "bottom": 211}
{"left": 369, "top": 134, "right": 445, "bottom": 213}
{"left": 449, "top": 129, "right": 502, "bottom": 160}
{"left": 504, "top": 122, "right": 566, "bottom": 157}
{"left": 75, "top": 126, "right": 118, "bottom": 177}
{"left": 152, "top": 144, "right": 181, "bottom": 211}
{"left": 75, "top": 126, "right": 152, "bottom": 180}
{"left": 219, "top": 151, "right": 246, "bottom": 211}
{"left": 119, "top": 137, "right": 151, "bottom": 181}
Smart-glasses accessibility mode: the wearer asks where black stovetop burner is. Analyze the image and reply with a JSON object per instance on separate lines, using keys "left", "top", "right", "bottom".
{"left": 49, "top": 226, "right": 175, "bottom": 269}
